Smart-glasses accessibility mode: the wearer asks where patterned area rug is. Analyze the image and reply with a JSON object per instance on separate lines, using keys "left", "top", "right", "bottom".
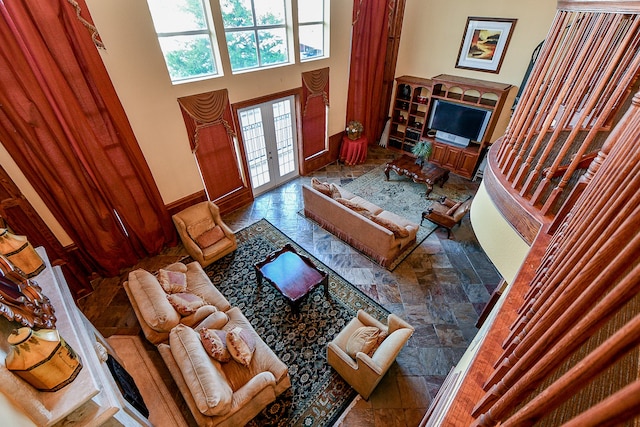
{"left": 338, "top": 163, "right": 472, "bottom": 270}
{"left": 202, "top": 219, "right": 390, "bottom": 427}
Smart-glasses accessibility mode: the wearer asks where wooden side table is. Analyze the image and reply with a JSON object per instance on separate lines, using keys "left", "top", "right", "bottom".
{"left": 339, "top": 135, "right": 368, "bottom": 165}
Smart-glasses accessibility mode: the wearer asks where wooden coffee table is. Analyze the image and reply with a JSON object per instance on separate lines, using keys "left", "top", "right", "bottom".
{"left": 384, "top": 155, "right": 449, "bottom": 196}
{"left": 254, "top": 244, "right": 328, "bottom": 310}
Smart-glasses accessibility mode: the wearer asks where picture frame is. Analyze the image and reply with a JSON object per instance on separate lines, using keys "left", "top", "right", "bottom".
{"left": 456, "top": 17, "right": 517, "bottom": 73}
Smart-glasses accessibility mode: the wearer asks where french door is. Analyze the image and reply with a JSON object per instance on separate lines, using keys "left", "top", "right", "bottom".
{"left": 238, "top": 96, "right": 298, "bottom": 195}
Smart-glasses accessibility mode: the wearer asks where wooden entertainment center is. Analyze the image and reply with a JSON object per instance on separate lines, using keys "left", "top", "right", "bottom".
{"left": 389, "top": 74, "right": 515, "bottom": 179}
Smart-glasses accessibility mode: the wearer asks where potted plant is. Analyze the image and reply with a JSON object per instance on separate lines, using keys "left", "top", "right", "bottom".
{"left": 412, "top": 140, "right": 432, "bottom": 166}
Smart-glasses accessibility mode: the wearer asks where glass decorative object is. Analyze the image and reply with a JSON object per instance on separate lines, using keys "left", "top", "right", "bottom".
{"left": 0, "top": 229, "right": 44, "bottom": 278}
{"left": 0, "top": 256, "right": 56, "bottom": 329}
{"left": 5, "top": 327, "right": 82, "bottom": 391}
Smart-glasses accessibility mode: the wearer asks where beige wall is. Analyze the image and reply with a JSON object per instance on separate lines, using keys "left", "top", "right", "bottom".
{"left": 397, "top": 0, "right": 557, "bottom": 87}
{"left": 470, "top": 181, "right": 531, "bottom": 284}
{"left": 1, "top": 1, "right": 557, "bottom": 248}
{"left": 85, "top": 0, "right": 354, "bottom": 206}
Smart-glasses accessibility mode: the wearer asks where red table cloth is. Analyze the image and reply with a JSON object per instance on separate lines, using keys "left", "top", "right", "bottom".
{"left": 339, "top": 135, "right": 368, "bottom": 165}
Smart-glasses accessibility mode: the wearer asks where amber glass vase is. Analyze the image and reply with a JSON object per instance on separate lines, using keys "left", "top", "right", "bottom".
{"left": 5, "top": 327, "right": 82, "bottom": 391}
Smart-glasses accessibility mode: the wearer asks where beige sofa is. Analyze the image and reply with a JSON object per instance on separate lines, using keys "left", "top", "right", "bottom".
{"left": 123, "top": 261, "right": 232, "bottom": 345}
{"left": 302, "top": 183, "right": 419, "bottom": 268}
{"left": 158, "top": 308, "right": 291, "bottom": 427}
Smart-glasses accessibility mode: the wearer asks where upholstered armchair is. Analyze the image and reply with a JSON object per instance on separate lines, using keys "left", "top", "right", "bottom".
{"left": 421, "top": 196, "right": 473, "bottom": 238}
{"left": 172, "top": 201, "right": 237, "bottom": 268}
{"left": 327, "top": 310, "right": 414, "bottom": 400}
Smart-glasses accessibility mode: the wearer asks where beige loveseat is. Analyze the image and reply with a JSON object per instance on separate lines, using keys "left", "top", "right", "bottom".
{"left": 158, "top": 308, "right": 291, "bottom": 427}
{"left": 302, "top": 182, "right": 419, "bottom": 268}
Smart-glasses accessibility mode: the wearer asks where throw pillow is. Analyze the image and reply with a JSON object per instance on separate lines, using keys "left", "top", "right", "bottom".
{"left": 310, "top": 177, "right": 332, "bottom": 197}
{"left": 157, "top": 269, "right": 187, "bottom": 294}
{"left": 329, "top": 183, "right": 342, "bottom": 199}
{"left": 226, "top": 327, "right": 256, "bottom": 366}
{"left": 345, "top": 326, "right": 387, "bottom": 358}
{"left": 371, "top": 215, "right": 410, "bottom": 238}
{"left": 199, "top": 328, "right": 231, "bottom": 362}
{"left": 445, "top": 202, "right": 462, "bottom": 216}
{"left": 336, "top": 198, "right": 371, "bottom": 216}
{"left": 186, "top": 218, "right": 215, "bottom": 241}
{"left": 167, "top": 292, "right": 207, "bottom": 316}
{"left": 194, "top": 225, "right": 225, "bottom": 249}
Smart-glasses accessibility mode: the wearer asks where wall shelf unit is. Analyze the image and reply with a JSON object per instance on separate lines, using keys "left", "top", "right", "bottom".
{"left": 389, "top": 74, "right": 514, "bottom": 179}
{"left": 389, "top": 76, "right": 433, "bottom": 154}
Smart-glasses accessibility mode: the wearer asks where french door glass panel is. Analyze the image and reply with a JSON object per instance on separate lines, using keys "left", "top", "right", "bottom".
{"left": 239, "top": 96, "right": 298, "bottom": 195}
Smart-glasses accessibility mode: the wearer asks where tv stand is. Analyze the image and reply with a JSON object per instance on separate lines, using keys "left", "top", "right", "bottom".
{"left": 390, "top": 74, "right": 515, "bottom": 179}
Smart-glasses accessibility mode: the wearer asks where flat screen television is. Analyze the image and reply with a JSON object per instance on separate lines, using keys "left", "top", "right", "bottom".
{"left": 427, "top": 99, "right": 492, "bottom": 147}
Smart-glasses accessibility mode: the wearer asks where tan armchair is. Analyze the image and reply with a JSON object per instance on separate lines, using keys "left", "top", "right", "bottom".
{"left": 327, "top": 310, "right": 414, "bottom": 400}
{"left": 173, "top": 201, "right": 237, "bottom": 267}
{"left": 420, "top": 196, "right": 473, "bottom": 238}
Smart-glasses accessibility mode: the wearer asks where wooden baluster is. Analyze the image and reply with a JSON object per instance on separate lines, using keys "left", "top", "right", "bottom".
{"left": 471, "top": 90, "right": 640, "bottom": 424}
{"left": 502, "top": 136, "right": 640, "bottom": 350}
{"left": 541, "top": 28, "right": 640, "bottom": 214}
{"left": 475, "top": 250, "right": 640, "bottom": 422}
{"left": 497, "top": 11, "right": 567, "bottom": 170}
{"left": 509, "top": 12, "right": 594, "bottom": 188}
{"left": 561, "top": 380, "right": 640, "bottom": 427}
{"left": 517, "top": 13, "right": 609, "bottom": 196}
{"left": 499, "top": 143, "right": 640, "bottom": 356}
{"left": 529, "top": 14, "right": 629, "bottom": 205}
{"left": 500, "top": 313, "right": 640, "bottom": 427}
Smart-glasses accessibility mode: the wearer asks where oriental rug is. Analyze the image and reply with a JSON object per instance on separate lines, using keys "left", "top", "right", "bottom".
{"left": 201, "top": 219, "right": 390, "bottom": 427}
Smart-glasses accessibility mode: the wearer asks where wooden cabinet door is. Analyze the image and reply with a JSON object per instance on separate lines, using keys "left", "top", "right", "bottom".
{"left": 455, "top": 150, "right": 479, "bottom": 179}
{"left": 442, "top": 146, "right": 462, "bottom": 170}
{"left": 430, "top": 142, "right": 447, "bottom": 165}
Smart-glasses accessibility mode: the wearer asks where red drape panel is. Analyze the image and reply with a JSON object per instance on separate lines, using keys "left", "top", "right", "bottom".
{"left": 0, "top": 0, "right": 176, "bottom": 277}
{"left": 346, "top": 0, "right": 392, "bottom": 143}
{"left": 178, "top": 90, "right": 245, "bottom": 201}
{"left": 301, "top": 68, "right": 330, "bottom": 159}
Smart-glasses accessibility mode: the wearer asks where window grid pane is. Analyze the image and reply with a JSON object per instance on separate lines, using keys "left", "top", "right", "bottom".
{"left": 257, "top": 28, "right": 288, "bottom": 66}
{"left": 147, "top": 0, "right": 219, "bottom": 82}
{"left": 298, "top": 0, "right": 324, "bottom": 23}
{"left": 272, "top": 101, "right": 295, "bottom": 176}
{"left": 220, "top": 0, "right": 254, "bottom": 28}
{"left": 226, "top": 31, "right": 259, "bottom": 71}
{"left": 240, "top": 108, "right": 270, "bottom": 188}
{"left": 299, "top": 24, "right": 324, "bottom": 59}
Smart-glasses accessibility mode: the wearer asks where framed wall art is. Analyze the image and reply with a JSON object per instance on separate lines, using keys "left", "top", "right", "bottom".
{"left": 456, "top": 17, "right": 517, "bottom": 73}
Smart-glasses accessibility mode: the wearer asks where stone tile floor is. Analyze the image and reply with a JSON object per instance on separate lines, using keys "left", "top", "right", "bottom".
{"left": 78, "top": 145, "right": 501, "bottom": 426}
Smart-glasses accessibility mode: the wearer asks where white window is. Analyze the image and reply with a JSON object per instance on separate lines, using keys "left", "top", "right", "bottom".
{"left": 298, "top": 0, "right": 327, "bottom": 60}
{"left": 147, "top": 0, "right": 220, "bottom": 83}
{"left": 219, "top": 0, "right": 290, "bottom": 72}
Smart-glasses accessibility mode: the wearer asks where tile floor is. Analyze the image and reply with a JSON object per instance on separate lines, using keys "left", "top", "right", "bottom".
{"left": 77, "top": 145, "right": 501, "bottom": 427}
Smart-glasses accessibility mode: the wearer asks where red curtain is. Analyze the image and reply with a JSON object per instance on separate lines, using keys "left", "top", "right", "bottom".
{"left": 346, "top": 0, "right": 392, "bottom": 143}
{"left": 301, "top": 68, "right": 330, "bottom": 159}
{"left": 0, "top": 0, "right": 176, "bottom": 277}
{"left": 178, "top": 90, "right": 247, "bottom": 202}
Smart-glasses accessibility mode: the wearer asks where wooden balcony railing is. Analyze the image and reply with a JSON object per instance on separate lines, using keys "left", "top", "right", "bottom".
{"left": 493, "top": 9, "right": 640, "bottom": 225}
